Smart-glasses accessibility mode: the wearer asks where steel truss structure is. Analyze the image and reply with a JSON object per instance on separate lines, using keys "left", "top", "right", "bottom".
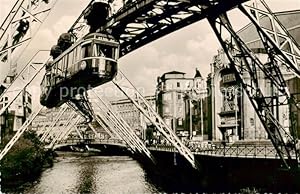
{"left": 69, "top": 0, "right": 248, "bottom": 57}
{"left": 0, "top": 106, "right": 43, "bottom": 160}
{"left": 46, "top": 111, "right": 78, "bottom": 145}
{"left": 40, "top": 104, "right": 68, "bottom": 141}
{"left": 46, "top": 115, "right": 82, "bottom": 149}
{"left": 88, "top": 90, "right": 155, "bottom": 162}
{"left": 0, "top": 0, "right": 57, "bottom": 68}
{"left": 1, "top": 0, "right": 300, "bottom": 170}
{"left": 0, "top": 51, "right": 50, "bottom": 116}
{"left": 207, "top": 1, "right": 300, "bottom": 169}
{"left": 113, "top": 70, "right": 198, "bottom": 169}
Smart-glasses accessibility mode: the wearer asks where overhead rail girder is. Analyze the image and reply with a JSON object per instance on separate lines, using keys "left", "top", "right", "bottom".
{"left": 69, "top": 0, "right": 248, "bottom": 56}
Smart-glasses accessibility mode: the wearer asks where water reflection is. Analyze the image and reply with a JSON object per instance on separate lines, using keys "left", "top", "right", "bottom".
{"left": 21, "top": 155, "right": 159, "bottom": 194}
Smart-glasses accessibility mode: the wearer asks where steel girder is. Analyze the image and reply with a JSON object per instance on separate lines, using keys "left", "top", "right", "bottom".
{"left": 0, "top": 51, "right": 50, "bottom": 116}
{"left": 0, "top": 0, "right": 57, "bottom": 71}
{"left": 89, "top": 90, "right": 155, "bottom": 162}
{"left": 40, "top": 105, "right": 68, "bottom": 141}
{"left": 113, "top": 70, "right": 199, "bottom": 169}
{"left": 208, "top": 12, "right": 298, "bottom": 169}
{"left": 69, "top": 0, "right": 248, "bottom": 56}
{"left": 242, "top": 1, "right": 300, "bottom": 76}
{"left": 47, "top": 115, "right": 82, "bottom": 149}
{"left": 0, "top": 106, "right": 43, "bottom": 160}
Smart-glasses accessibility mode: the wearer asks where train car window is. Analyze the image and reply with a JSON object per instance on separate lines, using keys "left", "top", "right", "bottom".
{"left": 73, "top": 47, "right": 77, "bottom": 62}
{"left": 74, "top": 47, "right": 80, "bottom": 62}
{"left": 76, "top": 46, "right": 81, "bottom": 62}
{"left": 63, "top": 56, "right": 68, "bottom": 78}
{"left": 95, "top": 43, "right": 113, "bottom": 58}
{"left": 82, "top": 43, "right": 92, "bottom": 58}
{"left": 56, "top": 60, "right": 63, "bottom": 83}
{"left": 94, "top": 44, "right": 105, "bottom": 57}
{"left": 113, "top": 47, "right": 118, "bottom": 60}
{"left": 68, "top": 51, "right": 73, "bottom": 65}
{"left": 46, "top": 73, "right": 51, "bottom": 87}
{"left": 106, "top": 62, "right": 112, "bottom": 73}
{"left": 57, "top": 60, "right": 62, "bottom": 74}
{"left": 51, "top": 64, "right": 57, "bottom": 85}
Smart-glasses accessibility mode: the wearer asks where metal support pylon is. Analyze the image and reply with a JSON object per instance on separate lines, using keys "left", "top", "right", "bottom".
{"left": 208, "top": 10, "right": 298, "bottom": 169}
{"left": 92, "top": 113, "right": 120, "bottom": 139}
{"left": 45, "top": 110, "right": 77, "bottom": 144}
{"left": 0, "top": 51, "right": 50, "bottom": 116}
{"left": 40, "top": 105, "right": 68, "bottom": 141}
{"left": 0, "top": 0, "right": 57, "bottom": 66}
{"left": 74, "top": 125, "right": 84, "bottom": 139}
{"left": 89, "top": 90, "right": 155, "bottom": 162}
{"left": 0, "top": 106, "right": 43, "bottom": 160}
{"left": 47, "top": 115, "right": 81, "bottom": 149}
{"left": 242, "top": 0, "right": 300, "bottom": 75}
{"left": 67, "top": 100, "right": 120, "bottom": 140}
{"left": 91, "top": 102, "right": 135, "bottom": 152}
{"left": 88, "top": 92, "right": 141, "bottom": 151}
{"left": 113, "top": 70, "right": 198, "bottom": 169}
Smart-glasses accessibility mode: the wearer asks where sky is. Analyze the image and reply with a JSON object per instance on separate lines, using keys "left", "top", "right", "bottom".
{"left": 0, "top": 0, "right": 300, "bottom": 106}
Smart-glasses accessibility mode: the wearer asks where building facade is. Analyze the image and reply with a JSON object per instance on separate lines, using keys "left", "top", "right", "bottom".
{"left": 156, "top": 70, "right": 209, "bottom": 140}
{"left": 111, "top": 95, "right": 156, "bottom": 139}
{"left": 0, "top": 81, "right": 32, "bottom": 137}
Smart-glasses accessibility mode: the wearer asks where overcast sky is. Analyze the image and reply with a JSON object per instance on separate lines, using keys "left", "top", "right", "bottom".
{"left": 0, "top": 0, "right": 299, "bottom": 104}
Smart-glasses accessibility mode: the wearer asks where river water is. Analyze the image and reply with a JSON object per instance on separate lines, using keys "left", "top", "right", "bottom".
{"left": 18, "top": 155, "right": 161, "bottom": 194}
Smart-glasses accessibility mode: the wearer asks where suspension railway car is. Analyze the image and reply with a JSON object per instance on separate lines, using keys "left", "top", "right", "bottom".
{"left": 40, "top": 33, "right": 119, "bottom": 108}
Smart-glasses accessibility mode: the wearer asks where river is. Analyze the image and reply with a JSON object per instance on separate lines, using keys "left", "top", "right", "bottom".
{"left": 15, "top": 154, "right": 161, "bottom": 194}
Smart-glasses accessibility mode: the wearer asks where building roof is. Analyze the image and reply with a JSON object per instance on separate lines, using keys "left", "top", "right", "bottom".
{"left": 161, "top": 71, "right": 186, "bottom": 80}
{"left": 194, "top": 68, "right": 202, "bottom": 78}
{"left": 110, "top": 95, "right": 156, "bottom": 105}
{"left": 162, "top": 71, "right": 186, "bottom": 76}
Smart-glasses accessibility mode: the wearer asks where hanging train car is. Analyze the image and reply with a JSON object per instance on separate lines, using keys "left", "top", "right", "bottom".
{"left": 40, "top": 33, "right": 119, "bottom": 108}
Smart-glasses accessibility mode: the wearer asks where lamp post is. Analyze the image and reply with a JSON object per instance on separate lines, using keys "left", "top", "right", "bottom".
{"left": 200, "top": 93, "right": 204, "bottom": 140}
{"left": 189, "top": 97, "right": 192, "bottom": 140}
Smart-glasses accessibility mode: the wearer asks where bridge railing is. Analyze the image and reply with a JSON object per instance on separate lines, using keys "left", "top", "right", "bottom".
{"left": 56, "top": 138, "right": 126, "bottom": 146}
{"left": 147, "top": 142, "right": 298, "bottom": 159}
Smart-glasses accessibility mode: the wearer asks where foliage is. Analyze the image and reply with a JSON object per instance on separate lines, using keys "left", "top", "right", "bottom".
{"left": 0, "top": 130, "right": 53, "bottom": 187}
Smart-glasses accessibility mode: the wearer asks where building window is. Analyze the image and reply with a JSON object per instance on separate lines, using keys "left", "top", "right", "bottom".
{"left": 165, "top": 83, "right": 172, "bottom": 90}
{"left": 165, "top": 118, "right": 172, "bottom": 127}
{"left": 178, "top": 107, "right": 182, "bottom": 114}
{"left": 178, "top": 94, "right": 181, "bottom": 100}
{"left": 250, "top": 118, "right": 254, "bottom": 126}
{"left": 164, "top": 107, "right": 170, "bottom": 114}
{"left": 177, "top": 82, "right": 180, "bottom": 88}
{"left": 178, "top": 118, "right": 183, "bottom": 126}
{"left": 163, "top": 93, "right": 171, "bottom": 101}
